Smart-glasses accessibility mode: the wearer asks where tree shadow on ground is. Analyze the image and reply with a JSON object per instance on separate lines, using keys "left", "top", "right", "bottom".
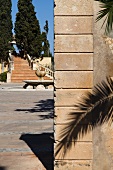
{"left": 20, "top": 133, "right": 54, "bottom": 170}
{"left": 55, "top": 77, "right": 113, "bottom": 158}
{"left": 15, "top": 99, "right": 54, "bottom": 119}
{"left": 0, "top": 167, "right": 7, "bottom": 170}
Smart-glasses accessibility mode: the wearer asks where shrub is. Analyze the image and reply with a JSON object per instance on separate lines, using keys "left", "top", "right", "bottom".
{"left": 0, "top": 71, "right": 7, "bottom": 82}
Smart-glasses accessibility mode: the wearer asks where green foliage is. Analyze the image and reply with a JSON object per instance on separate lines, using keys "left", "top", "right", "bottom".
{"left": 42, "top": 31, "right": 51, "bottom": 57}
{"left": 14, "top": 0, "right": 42, "bottom": 59}
{"left": 95, "top": 0, "right": 112, "bottom": 2}
{"left": 0, "top": 71, "right": 7, "bottom": 82}
{"left": 42, "top": 20, "right": 52, "bottom": 57}
{"left": 0, "top": 0, "right": 13, "bottom": 61}
{"left": 95, "top": 0, "right": 113, "bottom": 34}
{"left": 44, "top": 20, "right": 49, "bottom": 35}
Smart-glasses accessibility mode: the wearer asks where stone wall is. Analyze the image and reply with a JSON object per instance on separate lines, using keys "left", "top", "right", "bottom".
{"left": 54, "top": 0, "right": 94, "bottom": 169}
{"left": 93, "top": 2, "right": 113, "bottom": 170}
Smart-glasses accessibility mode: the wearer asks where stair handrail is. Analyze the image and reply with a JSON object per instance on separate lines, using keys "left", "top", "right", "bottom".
{"left": 37, "top": 63, "right": 54, "bottom": 79}
{"left": 25, "top": 55, "right": 54, "bottom": 79}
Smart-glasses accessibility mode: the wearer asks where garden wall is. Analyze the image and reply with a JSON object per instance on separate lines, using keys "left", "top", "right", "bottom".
{"left": 93, "top": 1, "right": 113, "bottom": 170}
{"left": 54, "top": 0, "right": 93, "bottom": 169}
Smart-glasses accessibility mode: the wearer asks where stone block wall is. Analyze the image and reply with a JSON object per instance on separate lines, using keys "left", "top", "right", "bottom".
{"left": 54, "top": 0, "right": 94, "bottom": 169}
{"left": 93, "top": 2, "right": 113, "bottom": 170}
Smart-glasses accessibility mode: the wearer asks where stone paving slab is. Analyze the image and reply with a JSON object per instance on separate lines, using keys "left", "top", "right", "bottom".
{"left": 0, "top": 112, "right": 53, "bottom": 122}
{"left": 0, "top": 154, "right": 46, "bottom": 170}
{"left": 0, "top": 84, "right": 54, "bottom": 170}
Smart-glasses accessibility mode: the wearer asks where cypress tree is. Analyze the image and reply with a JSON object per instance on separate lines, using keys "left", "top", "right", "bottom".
{"left": 42, "top": 20, "right": 51, "bottom": 57}
{"left": 44, "top": 20, "right": 49, "bottom": 35}
{"left": 42, "top": 32, "right": 50, "bottom": 57}
{"left": 0, "top": 0, "right": 13, "bottom": 62}
{"left": 14, "top": 0, "right": 42, "bottom": 59}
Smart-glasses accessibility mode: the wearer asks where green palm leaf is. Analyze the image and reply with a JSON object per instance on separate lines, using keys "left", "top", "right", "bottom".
{"left": 95, "top": 0, "right": 113, "bottom": 34}
{"left": 55, "top": 77, "right": 113, "bottom": 158}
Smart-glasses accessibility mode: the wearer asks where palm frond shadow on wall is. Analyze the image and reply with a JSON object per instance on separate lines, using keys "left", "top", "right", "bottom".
{"left": 55, "top": 77, "right": 113, "bottom": 158}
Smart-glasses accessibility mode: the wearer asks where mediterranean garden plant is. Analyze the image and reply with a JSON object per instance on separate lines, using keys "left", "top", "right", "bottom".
{"left": 55, "top": 0, "right": 113, "bottom": 158}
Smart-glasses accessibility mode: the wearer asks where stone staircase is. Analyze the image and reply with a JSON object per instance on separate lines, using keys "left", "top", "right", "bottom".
{"left": 11, "top": 57, "right": 52, "bottom": 83}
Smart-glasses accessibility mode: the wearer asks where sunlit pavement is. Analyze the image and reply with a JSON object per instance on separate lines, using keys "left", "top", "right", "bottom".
{"left": 0, "top": 82, "right": 53, "bottom": 91}
{"left": 0, "top": 83, "right": 54, "bottom": 170}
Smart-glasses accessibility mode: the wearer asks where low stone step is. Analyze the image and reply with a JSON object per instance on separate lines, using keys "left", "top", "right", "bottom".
{"left": 13, "top": 61, "right": 29, "bottom": 64}
{"left": 11, "top": 79, "right": 38, "bottom": 83}
{"left": 14, "top": 65, "right": 29, "bottom": 67}
{"left": 12, "top": 72, "right": 35, "bottom": 75}
{"left": 11, "top": 76, "right": 38, "bottom": 79}
{"left": 13, "top": 64, "right": 32, "bottom": 67}
{"left": 12, "top": 69, "right": 32, "bottom": 72}
{"left": 12, "top": 68, "right": 35, "bottom": 73}
{"left": 0, "top": 151, "right": 53, "bottom": 170}
{"left": 11, "top": 72, "right": 37, "bottom": 75}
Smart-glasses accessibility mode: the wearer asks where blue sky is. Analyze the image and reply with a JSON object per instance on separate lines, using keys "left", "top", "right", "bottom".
{"left": 11, "top": 0, "right": 54, "bottom": 55}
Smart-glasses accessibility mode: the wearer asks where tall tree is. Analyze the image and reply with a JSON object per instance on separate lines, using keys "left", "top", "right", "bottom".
{"left": 42, "top": 20, "right": 51, "bottom": 57}
{"left": 44, "top": 20, "right": 49, "bottom": 35}
{"left": 0, "top": 0, "right": 13, "bottom": 62}
{"left": 42, "top": 32, "right": 50, "bottom": 57}
{"left": 14, "top": 0, "right": 42, "bottom": 59}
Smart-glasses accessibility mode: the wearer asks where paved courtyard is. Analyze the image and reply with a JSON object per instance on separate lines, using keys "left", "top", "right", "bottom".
{"left": 0, "top": 83, "right": 54, "bottom": 170}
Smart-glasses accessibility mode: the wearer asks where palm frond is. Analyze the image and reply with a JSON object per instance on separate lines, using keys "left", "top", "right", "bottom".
{"left": 55, "top": 77, "right": 113, "bottom": 158}
{"left": 95, "top": 1, "right": 113, "bottom": 34}
{"left": 95, "top": 0, "right": 113, "bottom": 3}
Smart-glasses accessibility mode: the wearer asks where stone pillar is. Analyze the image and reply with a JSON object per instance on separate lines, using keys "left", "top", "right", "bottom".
{"left": 54, "top": 0, "right": 94, "bottom": 169}
{"left": 7, "top": 72, "right": 11, "bottom": 83}
{"left": 93, "top": 1, "right": 113, "bottom": 170}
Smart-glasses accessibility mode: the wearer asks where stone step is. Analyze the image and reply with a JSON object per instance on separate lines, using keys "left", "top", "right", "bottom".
{"left": 11, "top": 79, "right": 38, "bottom": 83}
{"left": 14, "top": 64, "right": 30, "bottom": 67}
{"left": 11, "top": 57, "right": 52, "bottom": 82}
{"left": 11, "top": 71, "right": 36, "bottom": 74}
{"left": 13, "top": 68, "right": 34, "bottom": 71}
{"left": 14, "top": 57, "right": 27, "bottom": 61}
{"left": 11, "top": 57, "right": 33, "bottom": 82}
{"left": 11, "top": 76, "right": 38, "bottom": 79}
{"left": 11, "top": 75, "right": 38, "bottom": 78}
{"left": 14, "top": 61, "right": 29, "bottom": 65}
{"left": 11, "top": 76, "right": 51, "bottom": 82}
{"left": 11, "top": 73, "right": 34, "bottom": 76}
{"left": 12, "top": 68, "right": 32, "bottom": 72}
{"left": 14, "top": 64, "right": 30, "bottom": 68}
